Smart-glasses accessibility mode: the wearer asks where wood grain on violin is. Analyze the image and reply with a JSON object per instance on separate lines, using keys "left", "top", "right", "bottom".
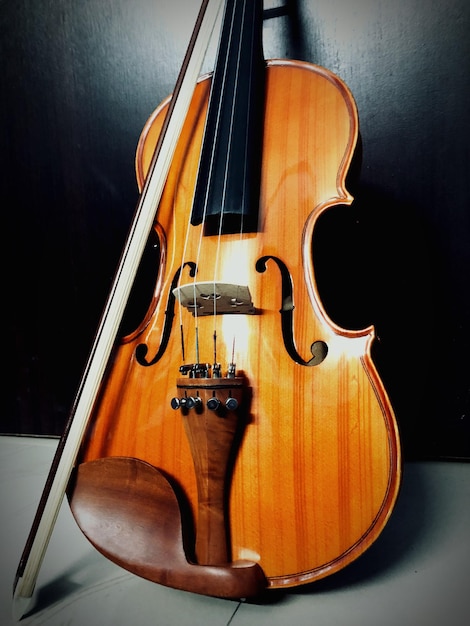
{"left": 73, "top": 52, "right": 401, "bottom": 592}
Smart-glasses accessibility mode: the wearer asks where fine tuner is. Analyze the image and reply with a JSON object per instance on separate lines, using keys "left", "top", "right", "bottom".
{"left": 171, "top": 362, "right": 242, "bottom": 413}
{"left": 170, "top": 395, "right": 239, "bottom": 412}
{"left": 178, "top": 362, "right": 237, "bottom": 378}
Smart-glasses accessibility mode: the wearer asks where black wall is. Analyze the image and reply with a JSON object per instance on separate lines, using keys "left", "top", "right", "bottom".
{"left": 2, "top": 0, "right": 469, "bottom": 460}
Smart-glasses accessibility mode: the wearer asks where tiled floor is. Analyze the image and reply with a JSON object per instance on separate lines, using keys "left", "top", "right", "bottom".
{"left": 1, "top": 435, "right": 468, "bottom": 625}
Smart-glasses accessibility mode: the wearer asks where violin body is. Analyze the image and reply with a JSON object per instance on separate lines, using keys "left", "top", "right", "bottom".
{"left": 71, "top": 59, "right": 401, "bottom": 591}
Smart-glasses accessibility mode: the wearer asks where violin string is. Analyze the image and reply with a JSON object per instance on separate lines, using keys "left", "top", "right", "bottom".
{"left": 189, "top": 0, "right": 238, "bottom": 368}
{"left": 177, "top": 0, "right": 250, "bottom": 370}
{"left": 238, "top": 3, "right": 252, "bottom": 242}
{"left": 220, "top": 0, "right": 251, "bottom": 364}
{"left": 175, "top": 202, "right": 190, "bottom": 364}
{"left": 212, "top": 0, "right": 249, "bottom": 370}
{"left": 182, "top": 1, "right": 231, "bottom": 367}
{"left": 175, "top": 0, "right": 232, "bottom": 368}
{"left": 215, "top": 0, "right": 248, "bottom": 256}
{"left": 212, "top": 0, "right": 245, "bottom": 363}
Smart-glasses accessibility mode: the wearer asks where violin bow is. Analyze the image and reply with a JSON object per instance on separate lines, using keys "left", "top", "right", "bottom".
{"left": 12, "top": 0, "right": 224, "bottom": 619}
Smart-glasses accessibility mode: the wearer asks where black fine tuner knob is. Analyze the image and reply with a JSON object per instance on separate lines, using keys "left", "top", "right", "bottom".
{"left": 207, "top": 397, "right": 221, "bottom": 411}
{"left": 185, "top": 396, "right": 201, "bottom": 409}
{"left": 225, "top": 397, "right": 238, "bottom": 411}
{"left": 170, "top": 397, "right": 181, "bottom": 410}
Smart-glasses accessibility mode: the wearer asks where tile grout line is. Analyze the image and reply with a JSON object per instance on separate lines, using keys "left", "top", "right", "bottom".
{"left": 225, "top": 601, "right": 242, "bottom": 625}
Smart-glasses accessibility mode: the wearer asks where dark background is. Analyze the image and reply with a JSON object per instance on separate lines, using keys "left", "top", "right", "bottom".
{"left": 2, "top": 0, "right": 469, "bottom": 460}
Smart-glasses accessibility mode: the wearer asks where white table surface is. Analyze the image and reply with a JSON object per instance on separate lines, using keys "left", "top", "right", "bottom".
{"left": 1, "top": 435, "right": 469, "bottom": 625}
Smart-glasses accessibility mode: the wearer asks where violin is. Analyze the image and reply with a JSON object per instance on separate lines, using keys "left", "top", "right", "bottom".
{"left": 13, "top": 0, "right": 401, "bottom": 610}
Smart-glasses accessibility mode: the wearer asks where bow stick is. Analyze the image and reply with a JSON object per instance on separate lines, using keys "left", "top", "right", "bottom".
{"left": 12, "top": 0, "right": 224, "bottom": 619}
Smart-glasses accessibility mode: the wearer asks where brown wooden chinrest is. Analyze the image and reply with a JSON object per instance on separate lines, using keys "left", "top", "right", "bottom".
{"left": 69, "top": 456, "right": 267, "bottom": 599}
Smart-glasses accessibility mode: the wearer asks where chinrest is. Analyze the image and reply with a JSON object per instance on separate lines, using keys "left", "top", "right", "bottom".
{"left": 68, "top": 456, "right": 266, "bottom": 599}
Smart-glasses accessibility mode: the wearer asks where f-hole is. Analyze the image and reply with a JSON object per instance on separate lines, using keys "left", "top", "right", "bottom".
{"left": 135, "top": 262, "right": 197, "bottom": 366}
{"left": 255, "top": 255, "right": 328, "bottom": 366}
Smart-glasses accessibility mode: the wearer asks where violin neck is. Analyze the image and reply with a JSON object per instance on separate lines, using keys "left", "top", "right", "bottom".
{"left": 191, "top": 0, "right": 266, "bottom": 233}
